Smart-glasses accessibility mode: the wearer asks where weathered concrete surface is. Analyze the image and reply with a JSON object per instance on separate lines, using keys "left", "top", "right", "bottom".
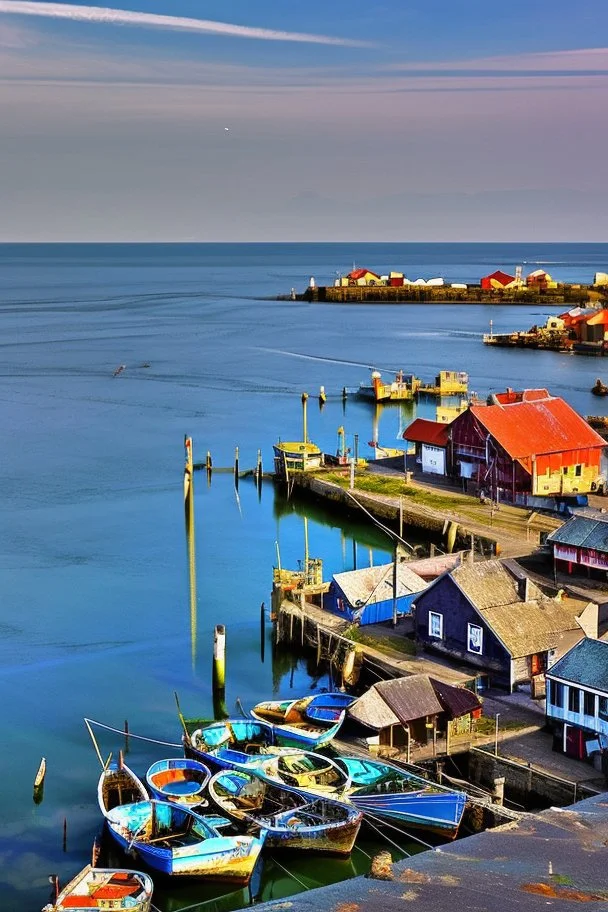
{"left": 250, "top": 793, "right": 608, "bottom": 912}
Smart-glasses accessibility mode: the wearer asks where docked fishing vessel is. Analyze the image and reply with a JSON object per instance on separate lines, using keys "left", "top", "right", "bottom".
{"left": 355, "top": 370, "right": 420, "bottom": 403}
{"left": 183, "top": 719, "right": 350, "bottom": 794}
{"left": 273, "top": 440, "right": 323, "bottom": 474}
{"left": 335, "top": 756, "right": 466, "bottom": 838}
{"left": 98, "top": 758, "right": 265, "bottom": 882}
{"left": 42, "top": 866, "right": 153, "bottom": 912}
{"left": 251, "top": 692, "right": 353, "bottom": 748}
{"left": 208, "top": 769, "right": 362, "bottom": 855}
{"left": 146, "top": 758, "right": 210, "bottom": 808}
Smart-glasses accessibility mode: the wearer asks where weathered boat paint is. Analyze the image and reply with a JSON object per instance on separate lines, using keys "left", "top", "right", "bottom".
{"left": 146, "top": 758, "right": 210, "bottom": 808}
{"left": 208, "top": 769, "right": 362, "bottom": 855}
{"left": 251, "top": 693, "right": 352, "bottom": 748}
{"left": 42, "top": 865, "right": 153, "bottom": 912}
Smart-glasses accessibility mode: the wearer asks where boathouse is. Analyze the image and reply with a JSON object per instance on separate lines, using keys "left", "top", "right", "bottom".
{"left": 480, "top": 269, "right": 517, "bottom": 289}
{"left": 413, "top": 559, "right": 598, "bottom": 692}
{"left": 547, "top": 510, "right": 608, "bottom": 581}
{"left": 347, "top": 674, "right": 481, "bottom": 757}
{"left": 403, "top": 417, "right": 449, "bottom": 475}
{"left": 545, "top": 637, "right": 608, "bottom": 762}
{"left": 327, "top": 561, "right": 426, "bottom": 626}
{"left": 343, "top": 268, "right": 382, "bottom": 286}
{"left": 448, "top": 389, "right": 607, "bottom": 504}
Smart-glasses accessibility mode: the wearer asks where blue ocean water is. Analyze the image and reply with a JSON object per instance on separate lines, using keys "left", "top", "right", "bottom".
{"left": 2, "top": 242, "right": 608, "bottom": 911}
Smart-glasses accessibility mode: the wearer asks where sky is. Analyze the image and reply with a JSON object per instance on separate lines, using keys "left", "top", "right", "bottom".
{"left": 1, "top": 0, "right": 608, "bottom": 241}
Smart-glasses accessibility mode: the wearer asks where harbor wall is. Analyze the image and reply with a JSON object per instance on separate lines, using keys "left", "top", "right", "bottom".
{"left": 296, "top": 284, "right": 607, "bottom": 305}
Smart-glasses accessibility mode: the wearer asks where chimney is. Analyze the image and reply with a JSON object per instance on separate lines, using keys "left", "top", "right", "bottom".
{"left": 518, "top": 576, "right": 530, "bottom": 601}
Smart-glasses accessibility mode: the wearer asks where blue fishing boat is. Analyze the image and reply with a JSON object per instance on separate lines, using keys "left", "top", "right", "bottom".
{"left": 98, "top": 759, "right": 265, "bottom": 882}
{"left": 251, "top": 693, "right": 353, "bottom": 748}
{"left": 146, "top": 758, "right": 210, "bottom": 808}
{"left": 208, "top": 769, "right": 362, "bottom": 855}
{"left": 184, "top": 720, "right": 350, "bottom": 795}
{"left": 335, "top": 756, "right": 467, "bottom": 839}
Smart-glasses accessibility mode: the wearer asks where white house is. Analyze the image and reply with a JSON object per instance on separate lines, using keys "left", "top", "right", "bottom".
{"left": 545, "top": 637, "right": 608, "bottom": 762}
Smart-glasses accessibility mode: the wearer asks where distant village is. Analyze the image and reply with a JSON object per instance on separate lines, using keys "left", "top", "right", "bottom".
{"left": 332, "top": 265, "right": 608, "bottom": 290}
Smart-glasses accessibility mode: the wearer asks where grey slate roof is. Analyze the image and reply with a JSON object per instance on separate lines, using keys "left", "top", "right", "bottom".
{"left": 333, "top": 562, "right": 426, "bottom": 607}
{"left": 450, "top": 559, "right": 544, "bottom": 609}
{"left": 348, "top": 675, "right": 452, "bottom": 729}
{"left": 347, "top": 685, "right": 400, "bottom": 729}
{"left": 428, "top": 677, "right": 482, "bottom": 719}
{"left": 547, "top": 637, "right": 608, "bottom": 691}
{"left": 548, "top": 513, "right": 608, "bottom": 552}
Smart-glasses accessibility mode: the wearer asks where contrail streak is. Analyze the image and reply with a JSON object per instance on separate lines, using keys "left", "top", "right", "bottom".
{"left": 0, "top": 1, "right": 368, "bottom": 46}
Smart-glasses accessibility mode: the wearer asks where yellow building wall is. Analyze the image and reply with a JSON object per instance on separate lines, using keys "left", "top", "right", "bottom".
{"left": 533, "top": 463, "right": 598, "bottom": 495}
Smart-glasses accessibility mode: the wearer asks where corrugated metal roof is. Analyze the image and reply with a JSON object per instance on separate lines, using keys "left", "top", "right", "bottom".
{"left": 451, "top": 559, "right": 544, "bottom": 610}
{"left": 428, "top": 678, "right": 481, "bottom": 719}
{"left": 402, "top": 418, "right": 449, "bottom": 447}
{"left": 375, "top": 675, "right": 443, "bottom": 723}
{"left": 468, "top": 397, "right": 606, "bottom": 459}
{"left": 347, "top": 686, "right": 400, "bottom": 729}
{"left": 547, "top": 637, "right": 608, "bottom": 691}
{"left": 333, "top": 562, "right": 426, "bottom": 608}
{"left": 481, "top": 598, "right": 589, "bottom": 658}
{"left": 482, "top": 270, "right": 515, "bottom": 284}
{"left": 548, "top": 514, "right": 608, "bottom": 551}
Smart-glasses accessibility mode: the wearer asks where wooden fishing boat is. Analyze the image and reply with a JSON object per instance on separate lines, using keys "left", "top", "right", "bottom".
{"left": 208, "top": 769, "right": 362, "bottom": 855}
{"left": 98, "top": 759, "right": 265, "bottom": 882}
{"left": 184, "top": 720, "right": 350, "bottom": 795}
{"left": 42, "top": 866, "right": 153, "bottom": 912}
{"left": 146, "top": 758, "right": 210, "bottom": 808}
{"left": 251, "top": 693, "right": 353, "bottom": 748}
{"left": 335, "top": 756, "right": 466, "bottom": 839}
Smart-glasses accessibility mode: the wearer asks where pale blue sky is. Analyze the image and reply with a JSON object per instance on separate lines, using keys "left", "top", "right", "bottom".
{"left": 1, "top": 1, "right": 607, "bottom": 240}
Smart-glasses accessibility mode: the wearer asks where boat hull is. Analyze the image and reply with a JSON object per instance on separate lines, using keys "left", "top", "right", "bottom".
{"left": 43, "top": 866, "right": 153, "bottom": 912}
{"left": 350, "top": 791, "right": 466, "bottom": 838}
{"left": 146, "top": 758, "right": 210, "bottom": 808}
{"left": 105, "top": 801, "right": 264, "bottom": 883}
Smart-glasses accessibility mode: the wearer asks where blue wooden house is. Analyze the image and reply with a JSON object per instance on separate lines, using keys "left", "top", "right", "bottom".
{"left": 327, "top": 562, "right": 427, "bottom": 626}
{"left": 413, "top": 559, "right": 597, "bottom": 691}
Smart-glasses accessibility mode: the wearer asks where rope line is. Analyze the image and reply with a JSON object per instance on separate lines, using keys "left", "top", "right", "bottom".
{"left": 363, "top": 815, "right": 411, "bottom": 858}
{"left": 84, "top": 718, "right": 181, "bottom": 748}
{"left": 270, "top": 855, "right": 312, "bottom": 891}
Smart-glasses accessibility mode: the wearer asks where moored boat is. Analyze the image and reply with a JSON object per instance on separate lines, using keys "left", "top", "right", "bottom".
{"left": 98, "top": 758, "right": 265, "bottom": 882}
{"left": 335, "top": 756, "right": 466, "bottom": 838}
{"left": 208, "top": 769, "right": 362, "bottom": 855}
{"left": 183, "top": 719, "right": 350, "bottom": 794}
{"left": 146, "top": 758, "right": 211, "bottom": 808}
{"left": 42, "top": 866, "right": 153, "bottom": 912}
{"left": 251, "top": 693, "right": 353, "bottom": 748}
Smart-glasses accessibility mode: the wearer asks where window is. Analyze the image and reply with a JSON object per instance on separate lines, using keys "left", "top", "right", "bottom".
{"left": 583, "top": 690, "right": 596, "bottom": 717}
{"left": 562, "top": 466, "right": 568, "bottom": 475}
{"left": 599, "top": 696, "right": 608, "bottom": 722}
{"left": 568, "top": 687, "right": 580, "bottom": 714}
{"left": 467, "top": 623, "right": 483, "bottom": 654}
{"left": 575, "top": 464, "right": 582, "bottom": 477}
{"left": 548, "top": 680, "right": 564, "bottom": 708}
{"left": 428, "top": 612, "right": 443, "bottom": 639}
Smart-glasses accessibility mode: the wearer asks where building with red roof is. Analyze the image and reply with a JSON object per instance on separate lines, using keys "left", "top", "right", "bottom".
{"left": 449, "top": 390, "right": 606, "bottom": 502}
{"left": 480, "top": 270, "right": 516, "bottom": 290}
{"left": 403, "top": 418, "right": 449, "bottom": 475}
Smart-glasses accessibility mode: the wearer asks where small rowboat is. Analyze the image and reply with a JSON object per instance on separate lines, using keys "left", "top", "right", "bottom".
{"left": 184, "top": 720, "right": 350, "bottom": 796}
{"left": 208, "top": 769, "right": 362, "bottom": 855}
{"left": 98, "top": 759, "right": 265, "bottom": 882}
{"left": 335, "top": 756, "right": 467, "bottom": 839}
{"left": 251, "top": 693, "right": 353, "bottom": 748}
{"left": 34, "top": 757, "right": 46, "bottom": 789}
{"left": 591, "top": 378, "right": 608, "bottom": 397}
{"left": 146, "top": 758, "right": 210, "bottom": 809}
{"left": 41, "top": 866, "right": 153, "bottom": 912}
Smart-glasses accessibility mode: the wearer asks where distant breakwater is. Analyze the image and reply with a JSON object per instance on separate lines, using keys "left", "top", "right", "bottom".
{"left": 287, "top": 284, "right": 607, "bottom": 305}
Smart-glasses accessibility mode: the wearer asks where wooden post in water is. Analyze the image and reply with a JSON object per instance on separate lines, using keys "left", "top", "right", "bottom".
{"left": 260, "top": 602, "right": 266, "bottom": 664}
{"left": 301, "top": 392, "right": 309, "bottom": 444}
{"left": 234, "top": 446, "right": 240, "bottom": 490}
{"left": 206, "top": 450, "right": 213, "bottom": 486}
{"left": 184, "top": 436, "right": 198, "bottom": 670}
{"left": 212, "top": 624, "right": 227, "bottom": 719}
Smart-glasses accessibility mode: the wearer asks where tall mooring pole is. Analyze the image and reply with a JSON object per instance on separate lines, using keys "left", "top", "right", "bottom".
{"left": 184, "top": 436, "right": 197, "bottom": 669}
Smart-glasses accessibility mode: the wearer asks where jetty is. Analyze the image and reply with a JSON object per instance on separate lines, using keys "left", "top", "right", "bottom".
{"left": 288, "top": 283, "right": 607, "bottom": 306}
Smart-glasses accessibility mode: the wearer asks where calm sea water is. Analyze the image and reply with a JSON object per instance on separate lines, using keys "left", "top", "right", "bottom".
{"left": 2, "top": 242, "right": 608, "bottom": 911}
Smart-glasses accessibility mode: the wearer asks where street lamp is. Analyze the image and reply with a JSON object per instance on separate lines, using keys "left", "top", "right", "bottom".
{"left": 494, "top": 712, "right": 500, "bottom": 757}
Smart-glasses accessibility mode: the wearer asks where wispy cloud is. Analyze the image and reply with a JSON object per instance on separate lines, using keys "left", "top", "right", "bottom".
{"left": 386, "top": 47, "right": 608, "bottom": 76}
{"left": 0, "top": 1, "right": 369, "bottom": 46}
